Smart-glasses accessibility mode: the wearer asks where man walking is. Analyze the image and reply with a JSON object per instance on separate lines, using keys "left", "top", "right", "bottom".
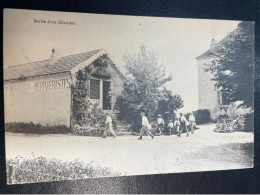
{"left": 102, "top": 113, "right": 117, "bottom": 138}
{"left": 138, "top": 112, "right": 154, "bottom": 140}
{"left": 188, "top": 112, "right": 196, "bottom": 134}
{"left": 178, "top": 113, "right": 189, "bottom": 137}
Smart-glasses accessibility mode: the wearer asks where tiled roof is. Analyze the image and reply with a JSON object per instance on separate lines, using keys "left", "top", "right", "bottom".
{"left": 4, "top": 49, "right": 102, "bottom": 81}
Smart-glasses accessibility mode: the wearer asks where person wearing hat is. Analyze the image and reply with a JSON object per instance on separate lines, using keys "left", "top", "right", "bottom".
{"left": 138, "top": 112, "right": 154, "bottom": 140}
{"left": 156, "top": 114, "right": 165, "bottom": 136}
{"left": 167, "top": 119, "right": 174, "bottom": 135}
{"left": 188, "top": 112, "right": 196, "bottom": 134}
{"left": 102, "top": 113, "right": 117, "bottom": 138}
{"left": 173, "top": 117, "right": 181, "bottom": 135}
{"left": 178, "top": 113, "right": 189, "bottom": 137}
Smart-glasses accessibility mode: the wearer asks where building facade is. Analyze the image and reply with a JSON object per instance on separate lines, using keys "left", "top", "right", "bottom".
{"left": 4, "top": 49, "right": 125, "bottom": 127}
{"left": 196, "top": 38, "right": 251, "bottom": 119}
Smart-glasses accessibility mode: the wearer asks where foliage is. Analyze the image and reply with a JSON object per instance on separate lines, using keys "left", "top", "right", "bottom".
{"left": 72, "top": 123, "right": 104, "bottom": 136}
{"left": 5, "top": 122, "right": 70, "bottom": 134}
{"left": 71, "top": 55, "right": 108, "bottom": 126}
{"left": 243, "top": 113, "right": 254, "bottom": 132}
{"left": 155, "top": 89, "right": 184, "bottom": 121}
{"left": 188, "top": 109, "right": 212, "bottom": 125}
{"left": 214, "top": 113, "right": 253, "bottom": 133}
{"left": 71, "top": 68, "right": 91, "bottom": 125}
{"left": 214, "top": 116, "right": 245, "bottom": 133}
{"left": 115, "top": 46, "right": 184, "bottom": 127}
{"left": 204, "top": 21, "right": 254, "bottom": 108}
{"left": 6, "top": 156, "right": 122, "bottom": 184}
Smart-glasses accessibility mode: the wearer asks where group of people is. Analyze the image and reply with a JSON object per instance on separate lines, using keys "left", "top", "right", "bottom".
{"left": 102, "top": 111, "right": 196, "bottom": 140}
{"left": 138, "top": 112, "right": 196, "bottom": 140}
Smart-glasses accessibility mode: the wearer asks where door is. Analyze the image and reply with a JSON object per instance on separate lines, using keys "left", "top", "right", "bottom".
{"left": 103, "top": 81, "right": 111, "bottom": 110}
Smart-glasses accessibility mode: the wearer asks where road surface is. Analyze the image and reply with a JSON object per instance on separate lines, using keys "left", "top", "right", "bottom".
{"left": 5, "top": 124, "right": 254, "bottom": 177}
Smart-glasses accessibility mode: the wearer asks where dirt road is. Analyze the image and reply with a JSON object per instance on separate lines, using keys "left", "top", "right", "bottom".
{"left": 5, "top": 124, "right": 254, "bottom": 176}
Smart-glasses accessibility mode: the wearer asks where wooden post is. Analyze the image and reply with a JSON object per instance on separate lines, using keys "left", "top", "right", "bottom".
{"left": 8, "top": 165, "right": 15, "bottom": 184}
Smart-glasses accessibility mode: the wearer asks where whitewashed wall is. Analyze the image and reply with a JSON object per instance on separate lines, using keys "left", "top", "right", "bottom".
{"left": 4, "top": 72, "right": 72, "bottom": 127}
{"left": 197, "top": 57, "right": 219, "bottom": 118}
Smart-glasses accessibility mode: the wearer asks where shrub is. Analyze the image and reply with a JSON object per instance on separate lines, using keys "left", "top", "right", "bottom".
{"left": 192, "top": 109, "right": 212, "bottom": 125}
{"left": 6, "top": 156, "right": 122, "bottom": 184}
{"left": 243, "top": 112, "right": 254, "bottom": 132}
{"left": 5, "top": 122, "right": 70, "bottom": 134}
{"left": 72, "top": 124, "right": 104, "bottom": 136}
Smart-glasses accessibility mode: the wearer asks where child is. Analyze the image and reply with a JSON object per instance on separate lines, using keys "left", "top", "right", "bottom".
{"left": 168, "top": 120, "right": 174, "bottom": 135}
{"left": 188, "top": 112, "right": 196, "bottom": 134}
{"left": 174, "top": 117, "right": 181, "bottom": 136}
{"left": 156, "top": 114, "right": 164, "bottom": 136}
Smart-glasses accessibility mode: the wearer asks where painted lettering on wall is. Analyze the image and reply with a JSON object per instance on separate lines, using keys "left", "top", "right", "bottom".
{"left": 10, "top": 84, "right": 29, "bottom": 93}
{"left": 34, "top": 79, "right": 71, "bottom": 92}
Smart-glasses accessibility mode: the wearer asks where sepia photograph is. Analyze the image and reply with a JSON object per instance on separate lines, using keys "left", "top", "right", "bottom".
{"left": 4, "top": 8, "right": 254, "bottom": 185}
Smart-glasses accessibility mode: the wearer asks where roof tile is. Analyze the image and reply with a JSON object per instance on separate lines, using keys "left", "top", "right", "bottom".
{"left": 4, "top": 49, "right": 102, "bottom": 80}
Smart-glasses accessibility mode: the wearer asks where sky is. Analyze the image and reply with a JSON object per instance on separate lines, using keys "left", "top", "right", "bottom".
{"left": 4, "top": 9, "right": 240, "bottom": 113}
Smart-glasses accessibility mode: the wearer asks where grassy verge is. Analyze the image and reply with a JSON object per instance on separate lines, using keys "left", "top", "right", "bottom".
{"left": 5, "top": 122, "right": 71, "bottom": 134}
{"left": 6, "top": 156, "right": 122, "bottom": 184}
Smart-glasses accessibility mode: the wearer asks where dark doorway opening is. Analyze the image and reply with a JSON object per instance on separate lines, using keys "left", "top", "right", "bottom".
{"left": 103, "top": 81, "right": 111, "bottom": 110}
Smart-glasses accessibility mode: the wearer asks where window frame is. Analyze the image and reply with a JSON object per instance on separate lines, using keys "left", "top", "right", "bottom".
{"left": 90, "top": 79, "right": 100, "bottom": 99}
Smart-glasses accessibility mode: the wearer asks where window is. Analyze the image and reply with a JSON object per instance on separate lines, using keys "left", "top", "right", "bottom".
{"left": 90, "top": 79, "right": 100, "bottom": 99}
{"left": 222, "top": 91, "right": 230, "bottom": 105}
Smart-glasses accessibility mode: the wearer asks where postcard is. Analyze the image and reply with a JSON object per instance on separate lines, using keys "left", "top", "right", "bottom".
{"left": 4, "top": 8, "right": 254, "bottom": 184}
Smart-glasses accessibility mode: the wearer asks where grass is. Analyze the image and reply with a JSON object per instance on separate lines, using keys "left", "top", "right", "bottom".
{"left": 5, "top": 122, "right": 71, "bottom": 134}
{"left": 6, "top": 155, "right": 122, "bottom": 184}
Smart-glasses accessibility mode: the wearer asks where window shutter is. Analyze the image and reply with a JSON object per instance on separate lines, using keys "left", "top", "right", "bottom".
{"left": 90, "top": 79, "right": 100, "bottom": 99}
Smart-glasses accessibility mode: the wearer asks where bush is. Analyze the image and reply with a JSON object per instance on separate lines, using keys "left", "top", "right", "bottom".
{"left": 192, "top": 109, "right": 212, "bottom": 125}
{"left": 243, "top": 113, "right": 254, "bottom": 132}
{"left": 6, "top": 156, "right": 122, "bottom": 184}
{"left": 5, "top": 122, "right": 71, "bottom": 134}
{"left": 72, "top": 124, "right": 104, "bottom": 136}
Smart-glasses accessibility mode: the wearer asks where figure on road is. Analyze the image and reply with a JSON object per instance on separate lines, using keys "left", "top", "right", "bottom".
{"left": 138, "top": 112, "right": 154, "bottom": 140}
{"left": 174, "top": 117, "right": 181, "bottom": 135}
{"left": 102, "top": 113, "right": 117, "bottom": 138}
{"left": 168, "top": 120, "right": 174, "bottom": 135}
{"left": 178, "top": 113, "right": 189, "bottom": 137}
{"left": 188, "top": 112, "right": 196, "bottom": 134}
{"left": 156, "top": 114, "right": 164, "bottom": 136}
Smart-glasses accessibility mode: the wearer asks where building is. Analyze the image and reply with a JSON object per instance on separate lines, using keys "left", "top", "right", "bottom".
{"left": 196, "top": 36, "right": 251, "bottom": 119}
{"left": 4, "top": 49, "right": 125, "bottom": 127}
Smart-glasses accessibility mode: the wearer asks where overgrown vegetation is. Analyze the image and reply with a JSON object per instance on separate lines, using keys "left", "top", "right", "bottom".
{"left": 214, "top": 113, "right": 253, "bottom": 133}
{"left": 6, "top": 156, "right": 122, "bottom": 184}
{"left": 188, "top": 109, "right": 212, "bottom": 125}
{"left": 5, "top": 122, "right": 70, "bottom": 134}
{"left": 204, "top": 21, "right": 254, "bottom": 109}
{"left": 243, "top": 113, "right": 254, "bottom": 132}
{"left": 115, "top": 46, "right": 184, "bottom": 129}
{"left": 71, "top": 55, "right": 109, "bottom": 127}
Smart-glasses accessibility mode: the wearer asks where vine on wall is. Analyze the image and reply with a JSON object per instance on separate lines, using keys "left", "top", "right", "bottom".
{"left": 71, "top": 55, "right": 109, "bottom": 126}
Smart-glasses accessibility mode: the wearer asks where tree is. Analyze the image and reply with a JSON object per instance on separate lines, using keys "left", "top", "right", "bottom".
{"left": 204, "top": 21, "right": 254, "bottom": 108}
{"left": 115, "top": 46, "right": 184, "bottom": 125}
{"left": 155, "top": 89, "right": 184, "bottom": 120}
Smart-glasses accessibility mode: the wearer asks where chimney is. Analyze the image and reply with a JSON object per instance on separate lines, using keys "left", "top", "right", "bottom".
{"left": 210, "top": 38, "right": 217, "bottom": 52}
{"left": 50, "top": 48, "right": 59, "bottom": 65}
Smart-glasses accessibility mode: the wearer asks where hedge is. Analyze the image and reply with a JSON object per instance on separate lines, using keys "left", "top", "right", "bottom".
{"left": 5, "top": 122, "right": 71, "bottom": 134}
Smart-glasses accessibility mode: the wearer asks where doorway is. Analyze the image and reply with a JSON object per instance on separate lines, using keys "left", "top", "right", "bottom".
{"left": 103, "top": 81, "right": 111, "bottom": 110}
